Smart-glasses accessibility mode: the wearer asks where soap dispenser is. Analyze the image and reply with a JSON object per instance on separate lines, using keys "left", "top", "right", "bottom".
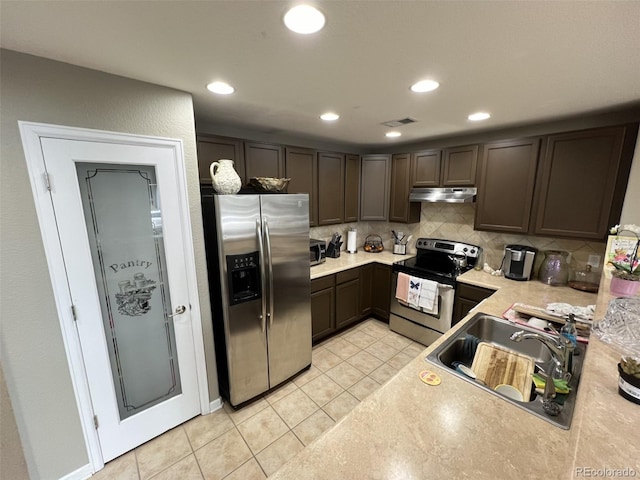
{"left": 560, "top": 314, "right": 577, "bottom": 377}
{"left": 560, "top": 314, "right": 577, "bottom": 346}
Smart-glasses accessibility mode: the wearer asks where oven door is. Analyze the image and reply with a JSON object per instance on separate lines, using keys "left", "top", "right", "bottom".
{"left": 389, "top": 272, "right": 455, "bottom": 345}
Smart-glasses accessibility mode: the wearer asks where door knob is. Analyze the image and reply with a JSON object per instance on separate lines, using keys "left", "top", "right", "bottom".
{"left": 168, "top": 305, "right": 186, "bottom": 317}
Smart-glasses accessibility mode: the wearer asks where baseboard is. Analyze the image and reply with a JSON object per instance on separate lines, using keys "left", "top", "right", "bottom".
{"left": 209, "top": 396, "right": 223, "bottom": 412}
{"left": 59, "top": 462, "right": 93, "bottom": 480}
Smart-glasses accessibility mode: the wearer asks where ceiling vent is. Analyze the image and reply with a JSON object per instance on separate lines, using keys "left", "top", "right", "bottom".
{"left": 381, "top": 117, "right": 417, "bottom": 128}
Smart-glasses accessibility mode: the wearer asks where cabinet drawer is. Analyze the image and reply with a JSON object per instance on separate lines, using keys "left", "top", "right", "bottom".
{"left": 456, "top": 283, "right": 495, "bottom": 302}
{"left": 336, "top": 268, "right": 359, "bottom": 284}
{"left": 311, "top": 274, "right": 335, "bottom": 293}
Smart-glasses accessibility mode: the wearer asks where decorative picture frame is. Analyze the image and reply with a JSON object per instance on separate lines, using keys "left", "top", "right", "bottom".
{"left": 605, "top": 234, "right": 640, "bottom": 278}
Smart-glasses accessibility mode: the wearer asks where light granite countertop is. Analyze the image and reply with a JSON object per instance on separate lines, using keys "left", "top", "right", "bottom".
{"left": 274, "top": 266, "right": 639, "bottom": 479}
{"left": 310, "top": 249, "right": 414, "bottom": 280}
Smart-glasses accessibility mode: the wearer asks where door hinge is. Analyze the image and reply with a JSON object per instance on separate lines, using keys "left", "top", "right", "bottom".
{"left": 71, "top": 304, "right": 78, "bottom": 321}
{"left": 93, "top": 415, "right": 99, "bottom": 429}
{"left": 43, "top": 172, "right": 52, "bottom": 191}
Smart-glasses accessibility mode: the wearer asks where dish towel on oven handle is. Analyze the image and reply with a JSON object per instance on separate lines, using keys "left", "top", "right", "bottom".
{"left": 419, "top": 279, "right": 439, "bottom": 315}
{"left": 395, "top": 272, "right": 410, "bottom": 303}
{"left": 407, "top": 275, "right": 422, "bottom": 308}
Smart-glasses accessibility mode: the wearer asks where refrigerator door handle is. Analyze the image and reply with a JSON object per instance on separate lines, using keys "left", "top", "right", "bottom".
{"left": 263, "top": 217, "right": 275, "bottom": 328}
{"left": 256, "top": 218, "right": 267, "bottom": 333}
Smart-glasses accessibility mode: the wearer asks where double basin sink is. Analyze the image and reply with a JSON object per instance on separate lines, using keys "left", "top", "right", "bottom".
{"left": 425, "top": 313, "right": 586, "bottom": 429}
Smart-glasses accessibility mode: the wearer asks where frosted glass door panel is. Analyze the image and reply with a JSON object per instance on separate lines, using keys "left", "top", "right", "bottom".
{"left": 76, "top": 163, "right": 181, "bottom": 420}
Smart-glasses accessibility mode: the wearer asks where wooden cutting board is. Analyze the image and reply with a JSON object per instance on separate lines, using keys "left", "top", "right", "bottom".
{"left": 471, "top": 342, "right": 534, "bottom": 400}
{"left": 512, "top": 303, "right": 590, "bottom": 331}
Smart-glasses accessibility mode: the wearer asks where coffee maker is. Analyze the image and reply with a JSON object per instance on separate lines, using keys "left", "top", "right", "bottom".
{"left": 503, "top": 245, "right": 537, "bottom": 281}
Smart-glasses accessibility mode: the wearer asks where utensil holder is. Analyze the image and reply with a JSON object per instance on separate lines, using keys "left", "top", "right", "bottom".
{"left": 393, "top": 244, "right": 406, "bottom": 255}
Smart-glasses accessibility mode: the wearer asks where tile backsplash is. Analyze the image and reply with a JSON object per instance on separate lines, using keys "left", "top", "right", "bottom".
{"left": 310, "top": 203, "right": 607, "bottom": 276}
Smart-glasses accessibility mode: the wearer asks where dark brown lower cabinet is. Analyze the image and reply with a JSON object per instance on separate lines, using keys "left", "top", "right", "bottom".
{"left": 452, "top": 283, "right": 495, "bottom": 325}
{"left": 311, "top": 275, "right": 335, "bottom": 342}
{"left": 311, "top": 263, "right": 392, "bottom": 342}
{"left": 371, "top": 263, "right": 392, "bottom": 321}
{"left": 335, "top": 268, "right": 360, "bottom": 329}
{"left": 359, "top": 264, "right": 373, "bottom": 317}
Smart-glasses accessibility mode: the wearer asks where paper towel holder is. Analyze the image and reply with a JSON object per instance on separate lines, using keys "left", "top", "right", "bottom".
{"left": 347, "top": 228, "right": 357, "bottom": 254}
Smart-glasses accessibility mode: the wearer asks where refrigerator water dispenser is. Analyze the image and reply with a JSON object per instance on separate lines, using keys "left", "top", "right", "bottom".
{"left": 226, "top": 252, "right": 261, "bottom": 305}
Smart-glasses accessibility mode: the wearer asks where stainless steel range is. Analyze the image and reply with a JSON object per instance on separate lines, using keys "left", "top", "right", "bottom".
{"left": 389, "top": 238, "right": 481, "bottom": 346}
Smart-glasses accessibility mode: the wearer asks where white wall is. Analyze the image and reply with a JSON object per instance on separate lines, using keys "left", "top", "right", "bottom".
{"left": 0, "top": 49, "right": 218, "bottom": 479}
{"left": 0, "top": 365, "right": 29, "bottom": 480}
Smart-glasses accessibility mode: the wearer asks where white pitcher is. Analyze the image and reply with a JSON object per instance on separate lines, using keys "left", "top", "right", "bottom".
{"left": 210, "top": 159, "right": 242, "bottom": 194}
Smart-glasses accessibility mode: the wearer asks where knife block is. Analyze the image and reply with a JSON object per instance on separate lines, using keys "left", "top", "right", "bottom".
{"left": 326, "top": 240, "right": 341, "bottom": 258}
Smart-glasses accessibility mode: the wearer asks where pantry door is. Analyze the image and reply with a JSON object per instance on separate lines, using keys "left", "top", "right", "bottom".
{"left": 19, "top": 123, "right": 205, "bottom": 466}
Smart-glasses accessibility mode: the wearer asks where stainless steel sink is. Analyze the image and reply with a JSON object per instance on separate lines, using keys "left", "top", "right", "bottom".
{"left": 425, "top": 312, "right": 587, "bottom": 429}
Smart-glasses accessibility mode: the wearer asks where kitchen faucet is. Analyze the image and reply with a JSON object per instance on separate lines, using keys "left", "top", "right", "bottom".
{"left": 510, "top": 329, "right": 575, "bottom": 380}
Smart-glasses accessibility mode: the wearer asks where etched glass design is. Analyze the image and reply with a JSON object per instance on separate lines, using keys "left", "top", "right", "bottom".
{"left": 76, "top": 163, "right": 181, "bottom": 420}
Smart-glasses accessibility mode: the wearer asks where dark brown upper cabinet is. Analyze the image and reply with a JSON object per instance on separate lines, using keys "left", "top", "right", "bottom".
{"left": 360, "top": 154, "right": 391, "bottom": 221}
{"left": 411, "top": 149, "right": 441, "bottom": 187}
{"left": 196, "top": 134, "right": 245, "bottom": 184}
{"left": 344, "top": 154, "right": 360, "bottom": 223}
{"left": 317, "top": 151, "right": 345, "bottom": 225}
{"left": 244, "top": 142, "right": 284, "bottom": 180}
{"left": 532, "top": 126, "right": 628, "bottom": 239}
{"left": 285, "top": 146, "right": 318, "bottom": 227}
{"left": 411, "top": 145, "right": 478, "bottom": 187}
{"left": 474, "top": 138, "right": 541, "bottom": 233}
{"left": 475, "top": 125, "right": 637, "bottom": 239}
{"left": 442, "top": 145, "right": 479, "bottom": 186}
{"left": 389, "top": 153, "right": 421, "bottom": 223}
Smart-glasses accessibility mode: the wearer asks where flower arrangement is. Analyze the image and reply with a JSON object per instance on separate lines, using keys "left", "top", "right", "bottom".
{"left": 608, "top": 224, "right": 640, "bottom": 281}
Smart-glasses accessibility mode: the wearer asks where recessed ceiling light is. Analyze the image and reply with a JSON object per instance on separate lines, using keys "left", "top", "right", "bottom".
{"left": 320, "top": 112, "right": 339, "bottom": 121}
{"left": 410, "top": 80, "right": 440, "bottom": 93}
{"left": 386, "top": 131, "right": 402, "bottom": 138}
{"left": 206, "top": 81, "right": 235, "bottom": 95}
{"left": 284, "top": 5, "right": 325, "bottom": 34}
{"left": 468, "top": 112, "right": 491, "bottom": 121}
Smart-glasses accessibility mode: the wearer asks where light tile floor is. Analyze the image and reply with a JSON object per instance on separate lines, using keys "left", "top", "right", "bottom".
{"left": 93, "top": 318, "right": 425, "bottom": 479}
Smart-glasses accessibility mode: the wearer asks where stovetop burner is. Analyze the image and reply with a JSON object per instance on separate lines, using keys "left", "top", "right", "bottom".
{"left": 393, "top": 238, "right": 481, "bottom": 285}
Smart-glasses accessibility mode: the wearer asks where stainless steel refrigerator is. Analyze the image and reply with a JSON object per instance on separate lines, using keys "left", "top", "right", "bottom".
{"left": 201, "top": 190, "right": 312, "bottom": 407}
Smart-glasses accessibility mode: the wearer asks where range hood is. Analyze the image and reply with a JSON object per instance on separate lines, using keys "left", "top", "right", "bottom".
{"left": 409, "top": 187, "right": 477, "bottom": 203}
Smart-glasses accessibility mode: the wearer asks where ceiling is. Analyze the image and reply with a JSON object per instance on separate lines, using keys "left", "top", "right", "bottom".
{"left": 2, "top": 1, "right": 640, "bottom": 148}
